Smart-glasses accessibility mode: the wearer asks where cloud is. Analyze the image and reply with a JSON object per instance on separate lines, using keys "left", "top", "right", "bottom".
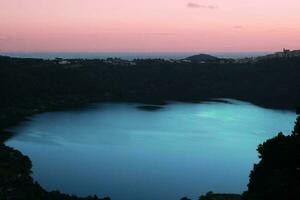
{"left": 233, "top": 25, "right": 243, "bottom": 29}
{"left": 0, "top": 35, "right": 10, "bottom": 41}
{"left": 187, "top": 2, "right": 218, "bottom": 9}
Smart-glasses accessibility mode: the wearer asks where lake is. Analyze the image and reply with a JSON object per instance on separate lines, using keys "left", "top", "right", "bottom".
{"left": 5, "top": 100, "right": 296, "bottom": 200}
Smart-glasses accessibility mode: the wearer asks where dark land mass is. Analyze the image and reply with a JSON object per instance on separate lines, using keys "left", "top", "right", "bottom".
{"left": 205, "top": 99, "right": 233, "bottom": 104}
{"left": 198, "top": 192, "right": 243, "bottom": 200}
{"left": 136, "top": 105, "right": 165, "bottom": 111}
{"left": 185, "top": 54, "right": 221, "bottom": 62}
{"left": 1, "top": 55, "right": 300, "bottom": 129}
{"left": 1, "top": 55, "right": 300, "bottom": 199}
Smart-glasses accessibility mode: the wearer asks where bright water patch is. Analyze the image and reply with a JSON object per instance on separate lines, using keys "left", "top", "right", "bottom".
{"left": 6, "top": 100, "right": 296, "bottom": 200}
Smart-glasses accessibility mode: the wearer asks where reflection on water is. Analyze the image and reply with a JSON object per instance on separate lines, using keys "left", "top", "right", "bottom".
{"left": 6, "top": 100, "right": 296, "bottom": 200}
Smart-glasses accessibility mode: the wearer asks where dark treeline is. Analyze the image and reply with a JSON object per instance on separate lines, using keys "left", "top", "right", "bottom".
{"left": 1, "top": 55, "right": 300, "bottom": 128}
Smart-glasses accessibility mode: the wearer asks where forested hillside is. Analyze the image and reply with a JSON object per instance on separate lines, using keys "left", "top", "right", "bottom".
{"left": 1, "top": 55, "right": 300, "bottom": 128}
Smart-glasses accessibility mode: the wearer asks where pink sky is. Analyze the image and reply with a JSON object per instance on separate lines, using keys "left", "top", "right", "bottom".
{"left": 1, "top": 0, "right": 300, "bottom": 52}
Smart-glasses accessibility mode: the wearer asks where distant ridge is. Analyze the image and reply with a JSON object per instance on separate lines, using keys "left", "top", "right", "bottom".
{"left": 185, "top": 54, "right": 220, "bottom": 62}
{"left": 257, "top": 48, "right": 300, "bottom": 60}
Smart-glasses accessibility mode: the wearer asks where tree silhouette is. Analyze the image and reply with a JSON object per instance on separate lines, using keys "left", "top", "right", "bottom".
{"left": 244, "top": 112, "right": 300, "bottom": 200}
{"left": 180, "top": 197, "right": 192, "bottom": 200}
{"left": 292, "top": 117, "right": 300, "bottom": 136}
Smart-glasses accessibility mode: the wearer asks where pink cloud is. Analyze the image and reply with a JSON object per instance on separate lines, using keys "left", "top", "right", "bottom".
{"left": 187, "top": 2, "right": 218, "bottom": 9}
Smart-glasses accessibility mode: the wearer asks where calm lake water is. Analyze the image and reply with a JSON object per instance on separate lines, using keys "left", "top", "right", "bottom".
{"left": 5, "top": 100, "right": 296, "bottom": 200}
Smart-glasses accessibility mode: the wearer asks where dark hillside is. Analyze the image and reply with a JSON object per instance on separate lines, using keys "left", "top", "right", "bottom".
{"left": 1, "top": 56, "right": 300, "bottom": 128}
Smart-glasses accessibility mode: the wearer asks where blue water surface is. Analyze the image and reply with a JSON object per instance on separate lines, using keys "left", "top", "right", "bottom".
{"left": 6, "top": 100, "right": 296, "bottom": 200}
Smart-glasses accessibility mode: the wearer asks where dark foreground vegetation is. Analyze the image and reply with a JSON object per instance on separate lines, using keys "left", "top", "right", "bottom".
{"left": 0, "top": 55, "right": 300, "bottom": 199}
{"left": 198, "top": 192, "right": 242, "bottom": 200}
{"left": 0, "top": 142, "right": 110, "bottom": 200}
{"left": 243, "top": 110, "right": 300, "bottom": 200}
{"left": 181, "top": 112, "right": 300, "bottom": 200}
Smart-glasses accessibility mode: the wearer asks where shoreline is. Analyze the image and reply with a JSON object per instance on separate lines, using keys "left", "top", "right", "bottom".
{"left": 1, "top": 97, "right": 296, "bottom": 134}
{"left": 1, "top": 98, "right": 248, "bottom": 200}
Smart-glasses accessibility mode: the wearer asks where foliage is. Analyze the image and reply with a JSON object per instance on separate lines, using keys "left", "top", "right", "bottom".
{"left": 243, "top": 114, "right": 300, "bottom": 200}
{"left": 199, "top": 191, "right": 242, "bottom": 200}
{"left": 180, "top": 197, "right": 192, "bottom": 200}
{"left": 0, "top": 143, "right": 110, "bottom": 200}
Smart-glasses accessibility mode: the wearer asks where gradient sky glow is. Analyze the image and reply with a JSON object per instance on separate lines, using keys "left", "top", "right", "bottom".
{"left": 1, "top": 0, "right": 300, "bottom": 52}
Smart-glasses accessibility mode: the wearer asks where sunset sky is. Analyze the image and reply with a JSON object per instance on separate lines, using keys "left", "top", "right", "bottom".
{"left": 1, "top": 0, "right": 300, "bottom": 52}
